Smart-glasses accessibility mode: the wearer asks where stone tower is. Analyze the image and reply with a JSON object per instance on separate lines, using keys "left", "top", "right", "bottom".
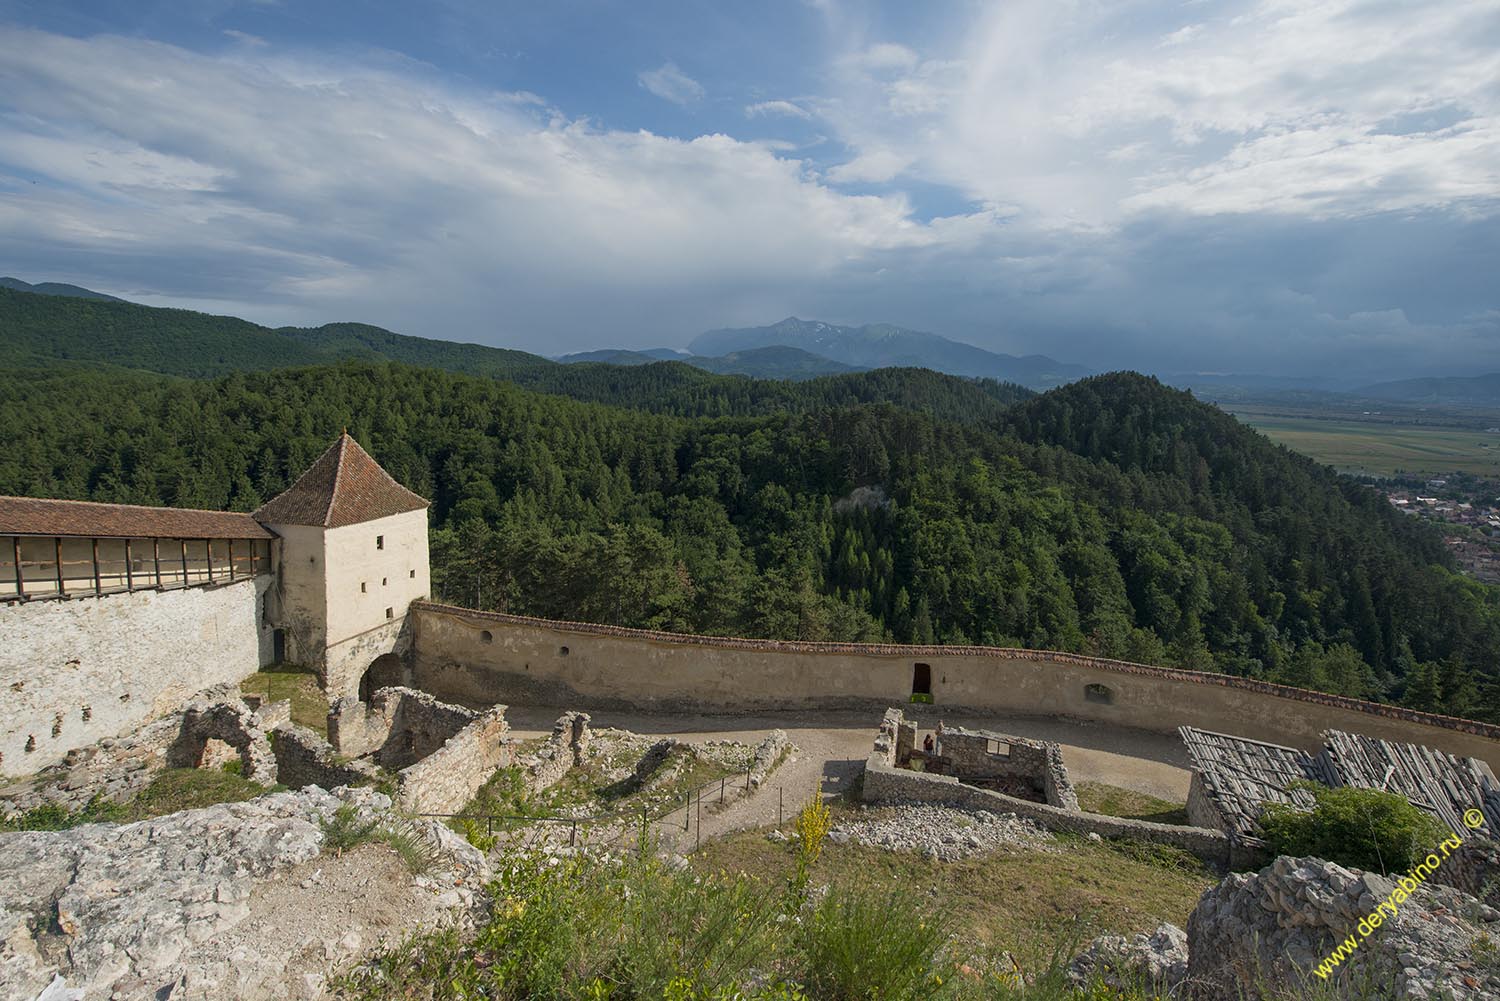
{"left": 254, "top": 433, "right": 430, "bottom": 700}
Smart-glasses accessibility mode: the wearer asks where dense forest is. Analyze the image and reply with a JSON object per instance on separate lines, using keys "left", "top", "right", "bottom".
{"left": 3, "top": 352, "right": 1497, "bottom": 721}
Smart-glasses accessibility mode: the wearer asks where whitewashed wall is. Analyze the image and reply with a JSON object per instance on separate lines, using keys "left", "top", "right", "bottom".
{"left": 0, "top": 577, "right": 273, "bottom": 776}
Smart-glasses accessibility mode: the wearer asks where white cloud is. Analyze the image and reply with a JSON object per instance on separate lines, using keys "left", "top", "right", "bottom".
{"left": 637, "top": 62, "right": 705, "bottom": 105}
{"left": 818, "top": 0, "right": 1500, "bottom": 225}
{"left": 745, "top": 100, "right": 811, "bottom": 120}
{"left": 0, "top": 29, "right": 934, "bottom": 348}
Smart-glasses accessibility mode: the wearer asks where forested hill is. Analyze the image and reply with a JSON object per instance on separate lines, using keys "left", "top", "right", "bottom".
{"left": 2, "top": 361, "right": 1496, "bottom": 721}
{"left": 0, "top": 285, "right": 1030, "bottom": 422}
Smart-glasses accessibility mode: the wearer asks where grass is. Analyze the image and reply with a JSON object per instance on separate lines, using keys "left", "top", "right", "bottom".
{"left": 239, "top": 663, "right": 330, "bottom": 734}
{"left": 693, "top": 811, "right": 1214, "bottom": 970}
{"left": 1235, "top": 412, "right": 1500, "bottom": 477}
{"left": 1, "top": 765, "right": 275, "bottom": 831}
{"left": 1074, "top": 781, "right": 1190, "bottom": 826}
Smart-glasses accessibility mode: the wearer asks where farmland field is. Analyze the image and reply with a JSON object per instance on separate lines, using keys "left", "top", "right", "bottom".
{"left": 1232, "top": 411, "right": 1500, "bottom": 477}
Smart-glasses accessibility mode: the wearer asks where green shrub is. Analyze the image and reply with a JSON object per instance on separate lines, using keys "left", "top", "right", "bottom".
{"left": 319, "top": 803, "right": 379, "bottom": 856}
{"left": 1259, "top": 784, "right": 1451, "bottom": 874}
{"left": 802, "top": 888, "right": 956, "bottom": 1001}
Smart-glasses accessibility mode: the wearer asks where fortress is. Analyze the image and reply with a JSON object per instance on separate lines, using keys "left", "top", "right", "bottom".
{"left": 5, "top": 432, "right": 1500, "bottom": 778}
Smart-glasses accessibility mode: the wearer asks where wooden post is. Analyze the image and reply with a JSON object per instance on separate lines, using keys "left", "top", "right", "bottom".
{"left": 228, "top": 540, "right": 236, "bottom": 581}
{"left": 153, "top": 538, "right": 162, "bottom": 589}
{"left": 124, "top": 539, "right": 134, "bottom": 591}
{"left": 91, "top": 538, "right": 101, "bottom": 595}
{"left": 180, "top": 539, "right": 189, "bottom": 586}
{"left": 11, "top": 537, "right": 24, "bottom": 598}
{"left": 204, "top": 539, "right": 213, "bottom": 582}
{"left": 54, "top": 538, "right": 64, "bottom": 595}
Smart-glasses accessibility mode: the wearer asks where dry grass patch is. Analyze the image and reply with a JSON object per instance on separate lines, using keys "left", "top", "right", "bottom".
{"left": 1074, "top": 781, "right": 1190, "bottom": 825}
{"left": 694, "top": 811, "right": 1213, "bottom": 969}
{"left": 240, "top": 664, "right": 329, "bottom": 735}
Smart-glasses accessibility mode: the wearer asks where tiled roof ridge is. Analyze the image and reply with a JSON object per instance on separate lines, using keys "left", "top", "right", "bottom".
{"left": 253, "top": 432, "right": 427, "bottom": 528}
{"left": 0, "top": 495, "right": 232, "bottom": 517}
{"left": 413, "top": 601, "right": 1500, "bottom": 741}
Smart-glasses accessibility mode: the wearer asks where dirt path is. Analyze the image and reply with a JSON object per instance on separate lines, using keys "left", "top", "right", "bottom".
{"left": 502, "top": 705, "right": 1194, "bottom": 850}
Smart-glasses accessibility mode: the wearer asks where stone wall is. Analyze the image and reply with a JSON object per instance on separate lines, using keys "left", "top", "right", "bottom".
{"left": 270, "top": 723, "right": 383, "bottom": 790}
{"left": 521, "top": 712, "right": 591, "bottom": 795}
{"left": 935, "top": 725, "right": 1078, "bottom": 809}
{"left": 327, "top": 686, "right": 475, "bottom": 767}
{"left": 394, "top": 706, "right": 512, "bottom": 815}
{"left": 863, "top": 755, "right": 1230, "bottom": 865}
{"left": 411, "top": 603, "right": 1500, "bottom": 770}
{"left": 1, "top": 578, "right": 274, "bottom": 777}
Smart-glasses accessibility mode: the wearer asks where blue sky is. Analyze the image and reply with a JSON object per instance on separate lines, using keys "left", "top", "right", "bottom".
{"left": 0, "top": 0, "right": 1497, "bottom": 378}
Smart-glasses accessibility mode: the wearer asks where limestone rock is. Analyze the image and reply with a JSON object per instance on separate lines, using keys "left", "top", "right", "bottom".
{"left": 1185, "top": 855, "right": 1500, "bottom": 1000}
{"left": 0, "top": 786, "right": 490, "bottom": 1000}
{"left": 1067, "top": 922, "right": 1188, "bottom": 994}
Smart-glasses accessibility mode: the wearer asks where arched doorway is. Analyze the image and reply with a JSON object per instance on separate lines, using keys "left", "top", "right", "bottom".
{"left": 359, "top": 652, "right": 404, "bottom": 703}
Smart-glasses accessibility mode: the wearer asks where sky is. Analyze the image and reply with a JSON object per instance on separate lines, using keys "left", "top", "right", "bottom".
{"left": 0, "top": 0, "right": 1497, "bottom": 379}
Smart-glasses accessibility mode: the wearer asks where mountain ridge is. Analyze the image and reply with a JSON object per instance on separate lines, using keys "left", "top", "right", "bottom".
{"left": 690, "top": 317, "right": 1090, "bottom": 389}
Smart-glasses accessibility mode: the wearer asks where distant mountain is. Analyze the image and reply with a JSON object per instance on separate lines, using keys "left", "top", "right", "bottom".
{"left": 558, "top": 349, "right": 661, "bottom": 366}
{"left": 690, "top": 317, "right": 1089, "bottom": 389}
{"left": 560, "top": 344, "right": 858, "bottom": 380}
{"left": 0, "top": 284, "right": 1033, "bottom": 423}
{"left": 0, "top": 276, "right": 125, "bottom": 302}
{"left": 1355, "top": 373, "right": 1500, "bottom": 406}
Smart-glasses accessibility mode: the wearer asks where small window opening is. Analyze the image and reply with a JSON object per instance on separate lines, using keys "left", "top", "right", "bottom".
{"left": 385, "top": 607, "right": 394, "bottom": 619}
{"left": 409, "top": 569, "right": 416, "bottom": 578}
{"left": 986, "top": 739, "right": 1010, "bottom": 757}
{"left": 559, "top": 646, "right": 570, "bottom": 657}
{"left": 382, "top": 577, "right": 388, "bottom": 586}
{"left": 376, "top": 535, "right": 384, "bottom": 550}
{"left": 1084, "top": 683, "right": 1114, "bottom": 705}
{"left": 480, "top": 630, "right": 494, "bottom": 644}
{"left": 360, "top": 582, "right": 367, "bottom": 593}
{"left": 911, "top": 662, "right": 932, "bottom": 696}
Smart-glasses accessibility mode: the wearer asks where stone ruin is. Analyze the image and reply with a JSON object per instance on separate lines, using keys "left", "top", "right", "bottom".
{"left": 1, "top": 684, "right": 596, "bottom": 824}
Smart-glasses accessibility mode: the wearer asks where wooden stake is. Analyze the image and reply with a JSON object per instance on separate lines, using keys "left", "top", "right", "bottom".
{"left": 11, "top": 536, "right": 24, "bottom": 598}
{"left": 54, "top": 538, "right": 64, "bottom": 595}
{"left": 180, "top": 539, "right": 189, "bottom": 586}
{"left": 124, "top": 539, "right": 134, "bottom": 591}
{"left": 91, "top": 538, "right": 101, "bottom": 595}
{"left": 153, "top": 538, "right": 162, "bottom": 589}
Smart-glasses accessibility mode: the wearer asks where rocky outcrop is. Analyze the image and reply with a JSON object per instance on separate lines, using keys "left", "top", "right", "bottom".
{"left": 0, "top": 787, "right": 489, "bottom": 1001}
{"left": 1067, "top": 922, "right": 1188, "bottom": 995}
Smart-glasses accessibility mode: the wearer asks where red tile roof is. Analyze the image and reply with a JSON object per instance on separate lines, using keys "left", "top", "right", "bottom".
{"left": 0, "top": 496, "right": 273, "bottom": 540}
{"left": 253, "top": 433, "right": 428, "bottom": 528}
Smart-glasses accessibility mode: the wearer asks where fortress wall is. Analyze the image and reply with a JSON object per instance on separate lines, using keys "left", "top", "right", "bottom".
{"left": 0, "top": 578, "right": 274, "bottom": 777}
{"left": 410, "top": 604, "right": 1500, "bottom": 772}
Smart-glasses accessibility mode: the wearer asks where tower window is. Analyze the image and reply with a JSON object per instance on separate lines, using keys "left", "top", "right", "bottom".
{"left": 382, "top": 577, "right": 388, "bottom": 586}
{"left": 385, "top": 607, "right": 394, "bottom": 619}
{"left": 376, "top": 535, "right": 384, "bottom": 550}
{"left": 409, "top": 569, "right": 416, "bottom": 578}
{"left": 360, "top": 582, "right": 367, "bottom": 593}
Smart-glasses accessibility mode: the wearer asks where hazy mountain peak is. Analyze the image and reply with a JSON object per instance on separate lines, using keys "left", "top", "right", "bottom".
{"left": 690, "top": 318, "right": 1089, "bottom": 389}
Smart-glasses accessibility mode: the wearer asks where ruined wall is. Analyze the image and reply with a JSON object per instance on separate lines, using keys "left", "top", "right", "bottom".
{"left": 411, "top": 604, "right": 1500, "bottom": 771}
{"left": 1, "top": 577, "right": 274, "bottom": 776}
{"left": 522, "top": 712, "right": 591, "bottom": 795}
{"left": 862, "top": 755, "right": 1230, "bottom": 865}
{"left": 270, "top": 723, "right": 383, "bottom": 791}
{"left": 327, "top": 686, "right": 475, "bottom": 768}
{"left": 395, "top": 706, "right": 511, "bottom": 815}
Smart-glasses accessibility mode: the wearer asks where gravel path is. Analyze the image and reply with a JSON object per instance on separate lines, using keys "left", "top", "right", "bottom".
{"left": 502, "top": 705, "right": 1193, "bottom": 851}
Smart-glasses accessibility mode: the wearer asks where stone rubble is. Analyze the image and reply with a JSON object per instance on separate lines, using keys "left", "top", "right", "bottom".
{"left": 822, "top": 804, "right": 1057, "bottom": 860}
{"left": 1066, "top": 922, "right": 1188, "bottom": 995}
{"left": 0, "top": 786, "right": 490, "bottom": 1001}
